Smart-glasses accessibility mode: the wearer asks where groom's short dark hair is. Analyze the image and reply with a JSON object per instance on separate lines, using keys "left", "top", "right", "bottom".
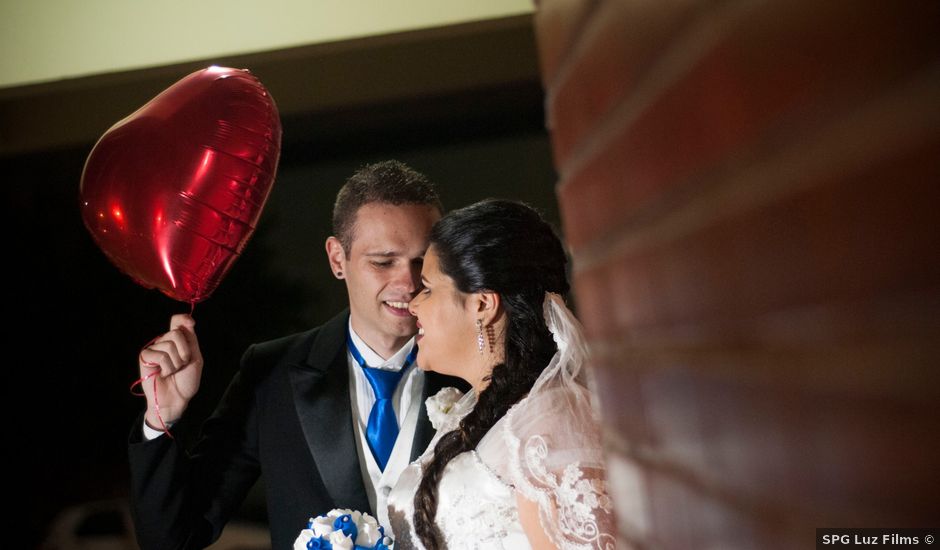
{"left": 332, "top": 160, "right": 443, "bottom": 252}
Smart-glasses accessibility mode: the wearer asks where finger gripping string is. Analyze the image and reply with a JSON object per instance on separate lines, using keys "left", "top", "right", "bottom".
{"left": 130, "top": 335, "right": 175, "bottom": 440}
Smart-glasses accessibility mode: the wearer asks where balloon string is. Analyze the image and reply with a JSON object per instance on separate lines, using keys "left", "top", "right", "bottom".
{"left": 130, "top": 336, "right": 175, "bottom": 440}
{"left": 130, "top": 305, "right": 198, "bottom": 440}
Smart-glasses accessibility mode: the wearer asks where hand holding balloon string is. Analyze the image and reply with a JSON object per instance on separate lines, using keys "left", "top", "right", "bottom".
{"left": 131, "top": 313, "right": 204, "bottom": 438}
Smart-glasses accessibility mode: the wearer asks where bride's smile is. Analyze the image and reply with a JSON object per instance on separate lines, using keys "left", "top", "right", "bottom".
{"left": 408, "top": 246, "right": 502, "bottom": 393}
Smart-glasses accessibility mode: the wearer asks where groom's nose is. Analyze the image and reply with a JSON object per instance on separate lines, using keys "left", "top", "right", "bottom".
{"left": 389, "top": 261, "right": 420, "bottom": 296}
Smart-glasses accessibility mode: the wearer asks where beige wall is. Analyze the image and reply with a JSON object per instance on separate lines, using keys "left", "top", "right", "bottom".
{"left": 0, "top": 0, "right": 532, "bottom": 89}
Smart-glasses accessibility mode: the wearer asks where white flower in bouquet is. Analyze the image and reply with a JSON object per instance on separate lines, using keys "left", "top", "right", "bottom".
{"left": 355, "top": 515, "right": 385, "bottom": 547}
{"left": 308, "top": 513, "right": 338, "bottom": 537}
{"left": 328, "top": 530, "right": 355, "bottom": 550}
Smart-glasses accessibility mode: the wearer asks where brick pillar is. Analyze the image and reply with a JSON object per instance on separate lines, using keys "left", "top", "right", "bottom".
{"left": 535, "top": 1, "right": 940, "bottom": 547}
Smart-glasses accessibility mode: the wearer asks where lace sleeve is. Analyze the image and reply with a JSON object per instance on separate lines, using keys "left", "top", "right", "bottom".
{"left": 498, "top": 293, "right": 617, "bottom": 549}
{"left": 503, "top": 384, "right": 616, "bottom": 550}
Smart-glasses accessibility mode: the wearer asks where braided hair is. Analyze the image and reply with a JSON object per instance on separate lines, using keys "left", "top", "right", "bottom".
{"left": 412, "top": 199, "right": 569, "bottom": 548}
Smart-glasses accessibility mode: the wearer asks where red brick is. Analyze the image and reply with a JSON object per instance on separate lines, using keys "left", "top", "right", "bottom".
{"left": 532, "top": 0, "right": 598, "bottom": 88}
{"left": 589, "top": 355, "right": 651, "bottom": 445}
{"left": 639, "top": 462, "right": 778, "bottom": 549}
{"left": 572, "top": 133, "right": 940, "bottom": 336}
{"left": 636, "top": 364, "right": 940, "bottom": 525}
{"left": 542, "top": 0, "right": 940, "bottom": 543}
{"left": 545, "top": 0, "right": 701, "bottom": 167}
{"left": 600, "top": 364, "right": 940, "bottom": 542}
{"left": 554, "top": 1, "right": 940, "bottom": 249}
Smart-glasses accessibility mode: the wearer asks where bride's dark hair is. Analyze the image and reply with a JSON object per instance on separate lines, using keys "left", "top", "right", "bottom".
{"left": 413, "top": 199, "right": 569, "bottom": 548}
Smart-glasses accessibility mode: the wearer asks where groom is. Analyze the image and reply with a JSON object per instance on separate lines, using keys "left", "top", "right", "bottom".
{"left": 128, "top": 161, "right": 462, "bottom": 550}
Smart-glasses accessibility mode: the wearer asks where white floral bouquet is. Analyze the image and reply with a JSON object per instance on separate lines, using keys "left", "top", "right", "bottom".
{"left": 293, "top": 509, "right": 393, "bottom": 550}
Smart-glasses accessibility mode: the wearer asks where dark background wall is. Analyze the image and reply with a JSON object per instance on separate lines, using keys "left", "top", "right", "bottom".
{"left": 3, "top": 16, "right": 560, "bottom": 547}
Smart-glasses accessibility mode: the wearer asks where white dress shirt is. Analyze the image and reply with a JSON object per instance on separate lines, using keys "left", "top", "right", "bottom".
{"left": 346, "top": 320, "right": 424, "bottom": 529}
{"left": 142, "top": 320, "right": 425, "bottom": 530}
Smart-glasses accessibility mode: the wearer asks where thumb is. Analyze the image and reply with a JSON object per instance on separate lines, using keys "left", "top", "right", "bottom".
{"left": 170, "top": 313, "right": 195, "bottom": 332}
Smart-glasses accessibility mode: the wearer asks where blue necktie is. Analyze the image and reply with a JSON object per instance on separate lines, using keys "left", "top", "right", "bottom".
{"left": 347, "top": 329, "right": 418, "bottom": 471}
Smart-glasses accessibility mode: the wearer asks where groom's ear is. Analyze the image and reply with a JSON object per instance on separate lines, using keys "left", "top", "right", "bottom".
{"left": 325, "top": 236, "right": 347, "bottom": 279}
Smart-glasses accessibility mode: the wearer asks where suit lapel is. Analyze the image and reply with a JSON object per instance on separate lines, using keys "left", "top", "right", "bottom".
{"left": 288, "top": 311, "right": 371, "bottom": 513}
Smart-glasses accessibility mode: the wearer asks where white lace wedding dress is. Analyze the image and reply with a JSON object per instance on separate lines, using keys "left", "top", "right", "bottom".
{"left": 386, "top": 295, "right": 617, "bottom": 550}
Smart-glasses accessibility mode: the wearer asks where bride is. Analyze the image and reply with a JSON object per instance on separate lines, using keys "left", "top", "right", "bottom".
{"left": 387, "top": 200, "right": 616, "bottom": 549}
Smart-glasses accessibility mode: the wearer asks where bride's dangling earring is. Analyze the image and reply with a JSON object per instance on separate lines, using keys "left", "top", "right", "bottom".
{"left": 476, "top": 319, "right": 485, "bottom": 355}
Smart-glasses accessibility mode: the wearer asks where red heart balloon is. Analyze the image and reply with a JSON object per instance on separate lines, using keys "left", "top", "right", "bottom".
{"left": 80, "top": 66, "right": 281, "bottom": 303}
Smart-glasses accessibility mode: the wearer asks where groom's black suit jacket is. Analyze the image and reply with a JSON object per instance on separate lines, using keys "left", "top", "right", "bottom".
{"left": 128, "top": 309, "right": 463, "bottom": 550}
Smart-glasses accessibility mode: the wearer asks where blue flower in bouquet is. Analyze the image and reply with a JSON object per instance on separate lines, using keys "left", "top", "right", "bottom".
{"left": 294, "top": 509, "right": 394, "bottom": 550}
{"left": 334, "top": 514, "right": 358, "bottom": 541}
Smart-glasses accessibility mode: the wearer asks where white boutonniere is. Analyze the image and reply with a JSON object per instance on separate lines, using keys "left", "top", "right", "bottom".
{"left": 425, "top": 387, "right": 465, "bottom": 430}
